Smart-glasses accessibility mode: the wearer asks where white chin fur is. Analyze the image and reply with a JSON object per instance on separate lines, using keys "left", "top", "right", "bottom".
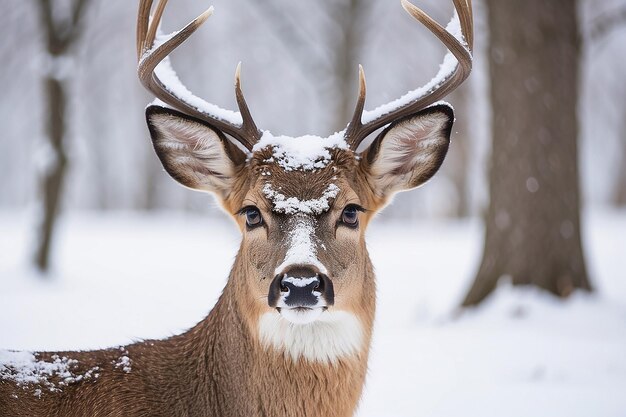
{"left": 258, "top": 310, "right": 364, "bottom": 363}
{"left": 279, "top": 308, "right": 324, "bottom": 324}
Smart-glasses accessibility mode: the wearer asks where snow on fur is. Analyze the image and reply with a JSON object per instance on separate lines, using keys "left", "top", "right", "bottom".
{"left": 0, "top": 351, "right": 100, "bottom": 391}
{"left": 263, "top": 183, "right": 339, "bottom": 215}
{"left": 253, "top": 131, "right": 348, "bottom": 171}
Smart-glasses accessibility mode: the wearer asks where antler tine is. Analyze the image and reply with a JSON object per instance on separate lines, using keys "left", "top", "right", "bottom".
{"left": 144, "top": 0, "right": 169, "bottom": 57}
{"left": 136, "top": 0, "right": 261, "bottom": 151}
{"left": 346, "top": 0, "right": 474, "bottom": 151}
{"left": 345, "top": 65, "right": 367, "bottom": 141}
{"left": 136, "top": 0, "right": 153, "bottom": 59}
{"left": 234, "top": 62, "right": 261, "bottom": 144}
{"left": 456, "top": 0, "right": 473, "bottom": 50}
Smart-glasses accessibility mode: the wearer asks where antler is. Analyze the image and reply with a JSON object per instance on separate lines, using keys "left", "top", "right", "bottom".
{"left": 137, "top": 0, "right": 261, "bottom": 151}
{"left": 345, "top": 0, "right": 474, "bottom": 150}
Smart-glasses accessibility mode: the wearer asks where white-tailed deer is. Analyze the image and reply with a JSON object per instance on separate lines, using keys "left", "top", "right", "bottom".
{"left": 0, "top": 1, "right": 472, "bottom": 415}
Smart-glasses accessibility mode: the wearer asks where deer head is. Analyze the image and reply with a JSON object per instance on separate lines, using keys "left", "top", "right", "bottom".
{"left": 138, "top": 0, "right": 472, "bottom": 362}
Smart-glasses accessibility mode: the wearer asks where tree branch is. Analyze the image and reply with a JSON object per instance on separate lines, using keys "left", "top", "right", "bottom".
{"left": 590, "top": 6, "right": 626, "bottom": 41}
{"left": 251, "top": 0, "right": 331, "bottom": 77}
{"left": 36, "top": 0, "right": 61, "bottom": 54}
{"left": 34, "top": 0, "right": 92, "bottom": 55}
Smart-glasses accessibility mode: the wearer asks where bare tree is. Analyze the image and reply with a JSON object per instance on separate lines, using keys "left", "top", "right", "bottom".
{"left": 444, "top": 85, "right": 473, "bottom": 217}
{"left": 33, "top": 0, "right": 92, "bottom": 273}
{"left": 613, "top": 104, "right": 626, "bottom": 206}
{"left": 330, "top": 0, "right": 372, "bottom": 132}
{"left": 589, "top": 4, "right": 626, "bottom": 41}
{"left": 589, "top": 4, "right": 626, "bottom": 208}
{"left": 253, "top": 0, "right": 373, "bottom": 133}
{"left": 463, "top": 0, "right": 592, "bottom": 306}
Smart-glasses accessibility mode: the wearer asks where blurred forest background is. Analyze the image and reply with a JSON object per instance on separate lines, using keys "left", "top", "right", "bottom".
{"left": 0, "top": 0, "right": 625, "bottom": 276}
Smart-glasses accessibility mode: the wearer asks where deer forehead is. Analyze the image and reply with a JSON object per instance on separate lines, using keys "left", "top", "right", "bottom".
{"left": 249, "top": 141, "right": 359, "bottom": 214}
{"left": 252, "top": 131, "right": 350, "bottom": 172}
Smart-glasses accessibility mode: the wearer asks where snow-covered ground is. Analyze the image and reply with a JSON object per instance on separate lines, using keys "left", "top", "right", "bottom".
{"left": 1, "top": 209, "right": 625, "bottom": 417}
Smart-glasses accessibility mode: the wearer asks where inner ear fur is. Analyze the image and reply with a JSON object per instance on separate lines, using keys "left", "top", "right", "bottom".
{"left": 362, "top": 104, "right": 454, "bottom": 197}
{"left": 146, "top": 105, "right": 247, "bottom": 198}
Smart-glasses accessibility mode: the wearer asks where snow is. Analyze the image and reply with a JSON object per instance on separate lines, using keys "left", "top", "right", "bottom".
{"left": 114, "top": 355, "right": 131, "bottom": 374}
{"left": 150, "top": 57, "right": 244, "bottom": 126}
{"left": 263, "top": 183, "right": 339, "bottom": 214}
{"left": 253, "top": 131, "right": 348, "bottom": 171}
{"left": 40, "top": 54, "right": 76, "bottom": 82}
{"left": 282, "top": 276, "right": 319, "bottom": 288}
{"left": 1, "top": 209, "right": 625, "bottom": 416}
{"left": 0, "top": 351, "right": 100, "bottom": 391}
{"left": 526, "top": 176, "right": 540, "bottom": 193}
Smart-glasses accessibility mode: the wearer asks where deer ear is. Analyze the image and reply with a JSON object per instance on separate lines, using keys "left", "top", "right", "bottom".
{"left": 362, "top": 104, "right": 453, "bottom": 198}
{"left": 146, "top": 106, "right": 246, "bottom": 198}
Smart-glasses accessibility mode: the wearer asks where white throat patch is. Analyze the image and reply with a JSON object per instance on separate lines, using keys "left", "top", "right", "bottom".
{"left": 258, "top": 310, "right": 364, "bottom": 363}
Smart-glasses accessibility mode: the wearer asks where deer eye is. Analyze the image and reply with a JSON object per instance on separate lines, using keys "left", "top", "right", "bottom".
{"left": 242, "top": 206, "right": 263, "bottom": 228}
{"left": 341, "top": 205, "right": 362, "bottom": 228}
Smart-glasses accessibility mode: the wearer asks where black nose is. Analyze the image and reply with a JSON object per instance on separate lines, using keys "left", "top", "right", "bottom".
{"left": 267, "top": 266, "right": 334, "bottom": 308}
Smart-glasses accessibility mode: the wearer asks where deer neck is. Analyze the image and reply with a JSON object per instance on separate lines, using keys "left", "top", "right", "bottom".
{"left": 178, "top": 255, "right": 376, "bottom": 417}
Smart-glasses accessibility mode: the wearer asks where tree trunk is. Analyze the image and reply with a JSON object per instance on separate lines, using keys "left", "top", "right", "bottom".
{"left": 463, "top": 0, "right": 591, "bottom": 306}
{"left": 613, "top": 144, "right": 626, "bottom": 206}
{"left": 612, "top": 110, "right": 626, "bottom": 206}
{"left": 33, "top": 0, "right": 90, "bottom": 273}
{"left": 333, "top": 0, "right": 363, "bottom": 133}
{"left": 34, "top": 76, "right": 68, "bottom": 271}
{"left": 446, "top": 85, "right": 472, "bottom": 218}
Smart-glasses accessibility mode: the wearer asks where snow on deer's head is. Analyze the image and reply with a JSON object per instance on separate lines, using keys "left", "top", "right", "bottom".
{"left": 139, "top": 0, "right": 471, "bottom": 362}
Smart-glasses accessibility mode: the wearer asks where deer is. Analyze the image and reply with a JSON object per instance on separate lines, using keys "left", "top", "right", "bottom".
{"left": 0, "top": 0, "right": 473, "bottom": 416}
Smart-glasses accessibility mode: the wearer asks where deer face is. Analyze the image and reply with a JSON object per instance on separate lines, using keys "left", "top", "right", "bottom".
{"left": 239, "top": 146, "right": 369, "bottom": 326}
{"left": 146, "top": 105, "right": 453, "bottom": 338}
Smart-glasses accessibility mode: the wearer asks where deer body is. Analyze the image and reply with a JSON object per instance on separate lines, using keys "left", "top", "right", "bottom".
{"left": 1, "top": 0, "right": 472, "bottom": 415}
